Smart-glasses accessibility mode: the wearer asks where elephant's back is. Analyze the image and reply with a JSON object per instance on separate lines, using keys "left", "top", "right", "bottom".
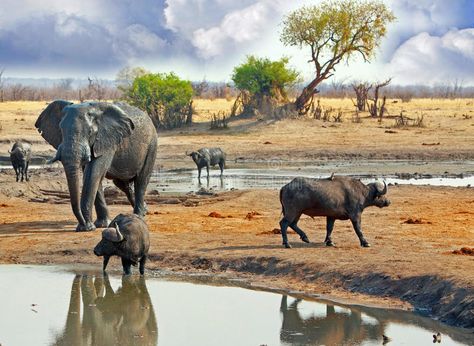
{"left": 114, "top": 102, "right": 157, "bottom": 137}
{"left": 107, "top": 102, "right": 157, "bottom": 180}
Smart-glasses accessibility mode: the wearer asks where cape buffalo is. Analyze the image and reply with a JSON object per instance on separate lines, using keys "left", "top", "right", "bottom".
{"left": 187, "top": 147, "right": 226, "bottom": 181}
{"left": 279, "top": 176, "right": 390, "bottom": 248}
{"left": 94, "top": 213, "right": 150, "bottom": 275}
{"left": 9, "top": 141, "right": 31, "bottom": 182}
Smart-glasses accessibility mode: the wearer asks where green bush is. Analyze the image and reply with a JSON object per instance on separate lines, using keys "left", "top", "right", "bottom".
{"left": 126, "top": 72, "right": 193, "bottom": 129}
{"left": 231, "top": 56, "right": 299, "bottom": 102}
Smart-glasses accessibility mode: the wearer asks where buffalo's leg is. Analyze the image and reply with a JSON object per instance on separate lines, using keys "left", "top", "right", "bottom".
{"left": 219, "top": 161, "right": 224, "bottom": 176}
{"left": 25, "top": 162, "right": 30, "bottom": 181}
{"left": 14, "top": 166, "right": 19, "bottom": 182}
{"left": 197, "top": 166, "right": 202, "bottom": 182}
{"left": 139, "top": 256, "right": 147, "bottom": 275}
{"left": 113, "top": 179, "right": 135, "bottom": 207}
{"left": 289, "top": 221, "right": 310, "bottom": 243}
{"left": 206, "top": 164, "right": 210, "bottom": 180}
{"left": 325, "top": 217, "right": 336, "bottom": 246}
{"left": 351, "top": 215, "right": 370, "bottom": 247}
{"left": 103, "top": 255, "right": 110, "bottom": 272}
{"left": 20, "top": 166, "right": 24, "bottom": 182}
{"left": 279, "top": 218, "right": 291, "bottom": 248}
{"left": 121, "top": 257, "right": 132, "bottom": 275}
{"left": 94, "top": 182, "right": 110, "bottom": 228}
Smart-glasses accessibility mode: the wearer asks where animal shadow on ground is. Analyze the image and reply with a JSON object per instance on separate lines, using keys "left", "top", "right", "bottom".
{"left": 201, "top": 242, "right": 326, "bottom": 252}
{"left": 0, "top": 220, "right": 76, "bottom": 235}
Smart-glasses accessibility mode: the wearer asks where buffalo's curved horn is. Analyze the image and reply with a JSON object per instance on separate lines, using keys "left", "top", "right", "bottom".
{"left": 375, "top": 181, "right": 387, "bottom": 195}
{"left": 185, "top": 151, "right": 190, "bottom": 156}
{"left": 115, "top": 223, "right": 124, "bottom": 242}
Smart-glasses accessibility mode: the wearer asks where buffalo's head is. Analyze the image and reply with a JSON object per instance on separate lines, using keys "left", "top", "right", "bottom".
{"left": 369, "top": 181, "right": 390, "bottom": 208}
{"left": 94, "top": 223, "right": 125, "bottom": 257}
{"left": 186, "top": 151, "right": 204, "bottom": 164}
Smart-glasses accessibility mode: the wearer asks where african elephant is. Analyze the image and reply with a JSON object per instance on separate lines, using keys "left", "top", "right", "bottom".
{"left": 35, "top": 100, "right": 158, "bottom": 232}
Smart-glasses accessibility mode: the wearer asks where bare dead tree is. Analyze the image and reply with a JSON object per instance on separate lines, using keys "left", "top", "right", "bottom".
{"left": 351, "top": 82, "right": 372, "bottom": 111}
{"left": 0, "top": 68, "right": 4, "bottom": 102}
{"left": 328, "top": 78, "right": 349, "bottom": 98}
{"left": 368, "top": 78, "right": 391, "bottom": 119}
{"left": 87, "top": 77, "right": 107, "bottom": 101}
{"left": 191, "top": 79, "right": 209, "bottom": 97}
{"left": 9, "top": 83, "right": 28, "bottom": 101}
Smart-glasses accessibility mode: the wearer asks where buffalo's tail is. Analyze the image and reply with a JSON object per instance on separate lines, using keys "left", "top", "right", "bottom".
{"left": 279, "top": 187, "right": 285, "bottom": 217}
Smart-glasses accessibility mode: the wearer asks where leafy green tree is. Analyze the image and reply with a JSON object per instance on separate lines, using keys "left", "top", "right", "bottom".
{"left": 281, "top": 0, "right": 395, "bottom": 112}
{"left": 231, "top": 56, "right": 299, "bottom": 114}
{"left": 126, "top": 72, "right": 193, "bottom": 129}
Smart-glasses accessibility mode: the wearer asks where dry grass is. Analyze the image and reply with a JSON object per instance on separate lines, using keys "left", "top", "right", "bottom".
{"left": 1, "top": 99, "right": 473, "bottom": 164}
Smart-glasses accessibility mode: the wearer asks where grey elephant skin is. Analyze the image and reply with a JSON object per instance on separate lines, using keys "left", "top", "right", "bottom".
{"left": 35, "top": 100, "right": 158, "bottom": 232}
{"left": 187, "top": 147, "right": 226, "bottom": 181}
{"left": 9, "top": 141, "right": 31, "bottom": 182}
{"left": 279, "top": 176, "right": 390, "bottom": 248}
{"left": 94, "top": 213, "right": 150, "bottom": 275}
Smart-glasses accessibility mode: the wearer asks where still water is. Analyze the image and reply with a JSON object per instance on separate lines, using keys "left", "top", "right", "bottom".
{"left": 0, "top": 265, "right": 472, "bottom": 346}
{"left": 151, "top": 168, "right": 474, "bottom": 194}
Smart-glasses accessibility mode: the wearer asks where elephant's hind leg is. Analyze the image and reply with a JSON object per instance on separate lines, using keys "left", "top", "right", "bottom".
{"left": 94, "top": 182, "right": 110, "bottom": 228}
{"left": 113, "top": 179, "right": 135, "bottom": 207}
{"left": 133, "top": 141, "right": 157, "bottom": 216}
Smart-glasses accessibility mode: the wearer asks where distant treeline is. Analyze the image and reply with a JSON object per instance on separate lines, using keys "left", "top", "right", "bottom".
{"left": 0, "top": 75, "right": 474, "bottom": 102}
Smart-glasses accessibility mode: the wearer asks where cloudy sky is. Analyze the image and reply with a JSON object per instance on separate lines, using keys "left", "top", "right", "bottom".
{"left": 1, "top": 0, "right": 474, "bottom": 85}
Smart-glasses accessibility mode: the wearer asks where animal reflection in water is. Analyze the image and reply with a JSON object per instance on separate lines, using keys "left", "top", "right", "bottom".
{"left": 279, "top": 296, "right": 386, "bottom": 345}
{"left": 53, "top": 274, "right": 158, "bottom": 346}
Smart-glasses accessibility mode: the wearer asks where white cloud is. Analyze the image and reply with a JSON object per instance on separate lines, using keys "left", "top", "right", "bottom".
{"left": 389, "top": 29, "right": 474, "bottom": 84}
{"left": 192, "top": 1, "right": 274, "bottom": 58}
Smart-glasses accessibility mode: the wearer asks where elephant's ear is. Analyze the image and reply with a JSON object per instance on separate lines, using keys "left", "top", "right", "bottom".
{"left": 35, "top": 100, "right": 73, "bottom": 149}
{"left": 93, "top": 104, "right": 135, "bottom": 158}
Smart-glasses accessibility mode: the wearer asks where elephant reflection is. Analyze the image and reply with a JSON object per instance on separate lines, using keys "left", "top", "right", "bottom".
{"left": 53, "top": 274, "right": 158, "bottom": 346}
{"left": 279, "top": 296, "right": 386, "bottom": 345}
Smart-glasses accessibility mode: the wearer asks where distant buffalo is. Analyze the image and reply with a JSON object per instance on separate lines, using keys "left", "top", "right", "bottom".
{"left": 187, "top": 147, "right": 226, "bottom": 181}
{"left": 9, "top": 141, "right": 31, "bottom": 182}
{"left": 279, "top": 176, "right": 390, "bottom": 248}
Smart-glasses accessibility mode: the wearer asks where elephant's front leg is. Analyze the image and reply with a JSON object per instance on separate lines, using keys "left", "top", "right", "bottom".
{"left": 94, "top": 181, "right": 110, "bottom": 228}
{"left": 80, "top": 157, "right": 112, "bottom": 232}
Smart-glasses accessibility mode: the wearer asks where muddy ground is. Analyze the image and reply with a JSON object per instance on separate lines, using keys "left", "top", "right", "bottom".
{"left": 0, "top": 168, "right": 473, "bottom": 329}
{"left": 0, "top": 100, "right": 473, "bottom": 329}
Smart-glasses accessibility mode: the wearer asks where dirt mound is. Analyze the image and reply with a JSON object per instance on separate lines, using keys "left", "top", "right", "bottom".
{"left": 208, "top": 211, "right": 225, "bottom": 218}
{"left": 258, "top": 228, "right": 281, "bottom": 236}
{"left": 452, "top": 247, "right": 474, "bottom": 256}
{"left": 245, "top": 211, "right": 262, "bottom": 220}
{"left": 403, "top": 218, "right": 432, "bottom": 224}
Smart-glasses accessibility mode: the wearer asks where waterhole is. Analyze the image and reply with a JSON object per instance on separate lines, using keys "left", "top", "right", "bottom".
{"left": 0, "top": 265, "right": 472, "bottom": 346}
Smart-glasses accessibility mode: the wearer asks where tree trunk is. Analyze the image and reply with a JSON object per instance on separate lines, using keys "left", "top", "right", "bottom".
{"left": 294, "top": 77, "right": 321, "bottom": 113}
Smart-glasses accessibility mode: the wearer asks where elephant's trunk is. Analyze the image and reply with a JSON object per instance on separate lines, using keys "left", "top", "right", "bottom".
{"left": 62, "top": 161, "right": 86, "bottom": 226}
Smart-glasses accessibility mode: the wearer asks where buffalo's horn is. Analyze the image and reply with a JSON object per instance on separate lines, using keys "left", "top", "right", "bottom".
{"left": 115, "top": 223, "right": 124, "bottom": 242}
{"left": 185, "top": 151, "right": 190, "bottom": 156}
{"left": 375, "top": 181, "right": 387, "bottom": 195}
{"left": 102, "top": 227, "right": 121, "bottom": 242}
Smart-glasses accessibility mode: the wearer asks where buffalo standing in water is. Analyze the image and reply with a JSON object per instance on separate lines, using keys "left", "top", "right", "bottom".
{"left": 279, "top": 176, "right": 390, "bottom": 248}
{"left": 187, "top": 147, "right": 226, "bottom": 181}
{"left": 94, "top": 214, "right": 150, "bottom": 275}
{"left": 9, "top": 141, "right": 31, "bottom": 182}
